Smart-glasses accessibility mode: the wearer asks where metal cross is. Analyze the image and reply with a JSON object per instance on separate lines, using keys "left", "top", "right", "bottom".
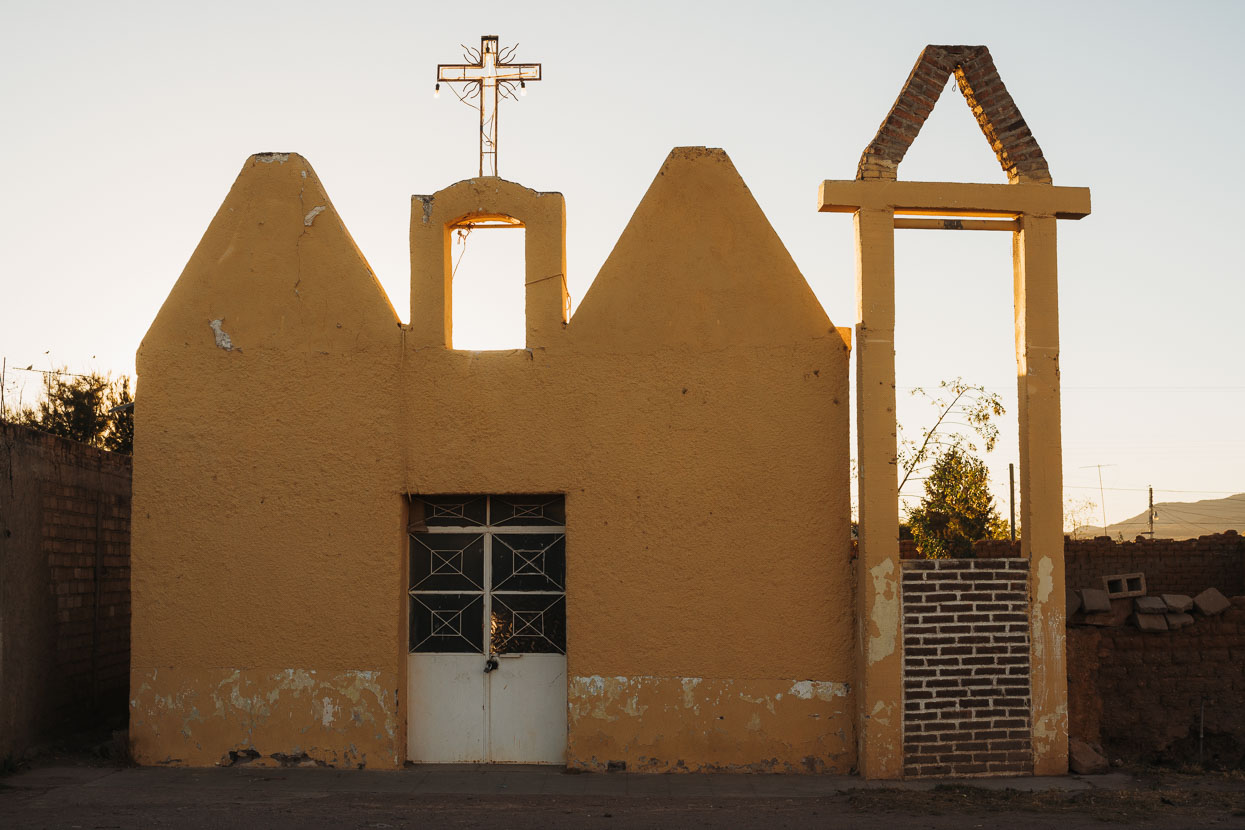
{"left": 436, "top": 35, "right": 542, "bottom": 177}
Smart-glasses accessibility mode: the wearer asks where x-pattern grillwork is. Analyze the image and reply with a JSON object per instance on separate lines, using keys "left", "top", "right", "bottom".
{"left": 410, "top": 593, "right": 484, "bottom": 653}
{"left": 432, "top": 549, "right": 464, "bottom": 575}
{"left": 513, "top": 548, "right": 544, "bottom": 575}
{"left": 431, "top": 503, "right": 469, "bottom": 521}
{"left": 410, "top": 534, "right": 485, "bottom": 592}
{"left": 512, "top": 610, "right": 543, "bottom": 637}
{"left": 490, "top": 594, "right": 566, "bottom": 654}
{"left": 510, "top": 503, "right": 546, "bottom": 521}
{"left": 431, "top": 609, "right": 462, "bottom": 637}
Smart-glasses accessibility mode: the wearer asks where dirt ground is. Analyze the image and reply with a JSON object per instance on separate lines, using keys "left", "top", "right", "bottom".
{"left": 4, "top": 782, "right": 1245, "bottom": 829}
{"left": 3, "top": 731, "right": 1244, "bottom": 829}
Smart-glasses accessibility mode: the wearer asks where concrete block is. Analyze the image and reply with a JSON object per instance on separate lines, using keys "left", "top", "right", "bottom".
{"left": 1069, "top": 739, "right": 1109, "bottom": 774}
{"left": 1134, "top": 596, "right": 1167, "bottom": 615}
{"left": 1166, "top": 613, "right": 1194, "bottom": 629}
{"left": 1080, "top": 588, "right": 1111, "bottom": 613}
{"left": 1162, "top": 594, "right": 1193, "bottom": 613}
{"left": 1103, "top": 572, "right": 1146, "bottom": 599}
{"left": 1066, "top": 589, "right": 1083, "bottom": 616}
{"left": 1133, "top": 613, "right": 1168, "bottom": 632}
{"left": 1194, "top": 588, "right": 1231, "bottom": 616}
{"left": 1083, "top": 598, "right": 1132, "bottom": 627}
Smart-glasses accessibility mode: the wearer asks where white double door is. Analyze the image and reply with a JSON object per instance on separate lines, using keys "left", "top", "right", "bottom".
{"left": 406, "top": 495, "right": 567, "bottom": 764}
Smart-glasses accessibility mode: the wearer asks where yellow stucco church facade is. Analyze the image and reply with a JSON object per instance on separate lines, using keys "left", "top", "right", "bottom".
{"left": 131, "top": 146, "right": 857, "bottom": 772}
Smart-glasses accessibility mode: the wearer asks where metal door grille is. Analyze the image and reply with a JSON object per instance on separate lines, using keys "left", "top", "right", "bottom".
{"left": 409, "top": 495, "right": 565, "bottom": 655}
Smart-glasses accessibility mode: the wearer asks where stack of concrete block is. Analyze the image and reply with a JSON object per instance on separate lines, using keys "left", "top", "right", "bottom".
{"left": 1068, "top": 584, "right": 1233, "bottom": 632}
{"left": 1161, "top": 593, "right": 1194, "bottom": 629}
{"left": 1132, "top": 595, "right": 1168, "bottom": 631}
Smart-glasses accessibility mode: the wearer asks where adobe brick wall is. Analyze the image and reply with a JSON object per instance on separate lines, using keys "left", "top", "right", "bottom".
{"left": 0, "top": 424, "right": 131, "bottom": 759}
{"left": 1067, "top": 597, "right": 1245, "bottom": 767}
{"left": 899, "top": 534, "right": 1243, "bottom": 597}
{"left": 901, "top": 559, "right": 1032, "bottom": 777}
{"left": 1064, "top": 532, "right": 1244, "bottom": 597}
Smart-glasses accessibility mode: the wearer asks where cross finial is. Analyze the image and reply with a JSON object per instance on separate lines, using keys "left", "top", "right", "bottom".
{"left": 435, "top": 35, "right": 542, "bottom": 177}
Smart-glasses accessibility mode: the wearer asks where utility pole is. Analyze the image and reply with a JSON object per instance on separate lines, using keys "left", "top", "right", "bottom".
{"left": 1148, "top": 485, "right": 1155, "bottom": 537}
{"left": 1009, "top": 462, "right": 1016, "bottom": 544}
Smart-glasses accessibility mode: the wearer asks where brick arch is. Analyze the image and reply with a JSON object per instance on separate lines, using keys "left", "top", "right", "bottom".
{"left": 857, "top": 45, "right": 1052, "bottom": 185}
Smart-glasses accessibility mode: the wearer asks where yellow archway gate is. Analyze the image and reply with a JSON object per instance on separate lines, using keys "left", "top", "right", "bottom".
{"left": 821, "top": 45, "right": 1091, "bottom": 779}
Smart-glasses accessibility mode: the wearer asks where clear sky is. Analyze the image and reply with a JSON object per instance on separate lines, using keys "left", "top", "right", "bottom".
{"left": 2, "top": 0, "right": 1241, "bottom": 528}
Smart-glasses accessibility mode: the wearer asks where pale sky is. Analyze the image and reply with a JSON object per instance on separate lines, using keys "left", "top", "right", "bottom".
{"left": 2, "top": 0, "right": 1241, "bottom": 528}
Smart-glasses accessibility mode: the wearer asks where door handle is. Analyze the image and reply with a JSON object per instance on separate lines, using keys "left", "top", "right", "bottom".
{"left": 483, "top": 655, "right": 499, "bottom": 674}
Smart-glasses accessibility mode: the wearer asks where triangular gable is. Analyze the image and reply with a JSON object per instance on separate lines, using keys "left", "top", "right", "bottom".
{"left": 569, "top": 147, "right": 835, "bottom": 351}
{"left": 857, "top": 45, "right": 1052, "bottom": 185}
{"left": 142, "top": 153, "right": 399, "bottom": 355}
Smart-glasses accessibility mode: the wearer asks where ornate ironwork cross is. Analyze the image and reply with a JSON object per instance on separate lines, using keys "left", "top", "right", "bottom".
{"left": 436, "top": 35, "right": 542, "bottom": 177}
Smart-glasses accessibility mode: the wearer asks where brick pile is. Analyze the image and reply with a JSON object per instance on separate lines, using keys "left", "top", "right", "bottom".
{"left": 901, "top": 558, "right": 1032, "bottom": 776}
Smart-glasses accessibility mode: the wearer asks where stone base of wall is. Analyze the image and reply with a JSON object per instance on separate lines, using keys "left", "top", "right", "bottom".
{"left": 901, "top": 559, "right": 1032, "bottom": 777}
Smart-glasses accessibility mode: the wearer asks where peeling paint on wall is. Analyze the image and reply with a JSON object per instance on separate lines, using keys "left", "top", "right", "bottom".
{"left": 129, "top": 668, "right": 400, "bottom": 768}
{"left": 1035, "top": 556, "right": 1054, "bottom": 603}
{"left": 208, "top": 319, "right": 235, "bottom": 351}
{"left": 567, "top": 675, "right": 854, "bottom": 773}
{"left": 789, "top": 680, "right": 849, "bottom": 702}
{"left": 867, "top": 558, "right": 898, "bottom": 664}
{"left": 303, "top": 205, "right": 327, "bottom": 227}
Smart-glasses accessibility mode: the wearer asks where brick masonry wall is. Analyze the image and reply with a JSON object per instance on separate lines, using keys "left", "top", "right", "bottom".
{"left": 901, "top": 558, "right": 1032, "bottom": 777}
{"left": 1067, "top": 598, "right": 1245, "bottom": 766}
{"left": 0, "top": 424, "right": 131, "bottom": 758}
{"left": 897, "top": 533, "right": 1243, "bottom": 597}
{"left": 43, "top": 482, "right": 131, "bottom": 717}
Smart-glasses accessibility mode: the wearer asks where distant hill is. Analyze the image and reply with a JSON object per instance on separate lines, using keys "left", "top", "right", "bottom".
{"left": 1072, "top": 493, "right": 1245, "bottom": 541}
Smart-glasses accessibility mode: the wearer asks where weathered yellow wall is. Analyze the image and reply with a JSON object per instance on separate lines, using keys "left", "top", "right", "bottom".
{"left": 132, "top": 148, "right": 853, "bottom": 771}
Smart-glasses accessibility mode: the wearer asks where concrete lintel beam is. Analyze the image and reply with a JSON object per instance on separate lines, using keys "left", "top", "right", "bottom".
{"left": 818, "top": 180, "right": 1091, "bottom": 220}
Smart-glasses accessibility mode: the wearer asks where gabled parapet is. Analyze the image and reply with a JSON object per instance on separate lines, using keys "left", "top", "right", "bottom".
{"left": 570, "top": 147, "right": 840, "bottom": 351}
{"left": 857, "top": 46, "right": 1052, "bottom": 185}
{"left": 409, "top": 177, "right": 567, "bottom": 350}
{"left": 140, "top": 153, "right": 399, "bottom": 359}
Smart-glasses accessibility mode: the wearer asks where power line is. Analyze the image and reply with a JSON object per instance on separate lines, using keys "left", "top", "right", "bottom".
{"left": 1064, "top": 486, "right": 1241, "bottom": 495}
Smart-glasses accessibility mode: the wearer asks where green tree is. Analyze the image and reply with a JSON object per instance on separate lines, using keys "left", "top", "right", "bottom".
{"left": 4, "top": 367, "right": 134, "bottom": 454}
{"left": 906, "top": 446, "right": 1008, "bottom": 559}
{"left": 101, "top": 377, "right": 134, "bottom": 454}
{"left": 897, "top": 378, "right": 1005, "bottom": 496}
